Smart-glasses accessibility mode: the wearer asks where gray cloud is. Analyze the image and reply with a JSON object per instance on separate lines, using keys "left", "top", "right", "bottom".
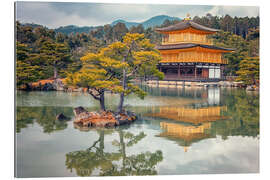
{"left": 15, "top": 2, "right": 259, "bottom": 28}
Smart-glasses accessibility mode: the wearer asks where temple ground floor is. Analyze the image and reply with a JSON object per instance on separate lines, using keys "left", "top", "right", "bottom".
{"left": 158, "top": 62, "right": 225, "bottom": 82}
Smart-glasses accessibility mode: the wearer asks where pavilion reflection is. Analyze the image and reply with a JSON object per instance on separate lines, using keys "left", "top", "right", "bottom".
{"left": 158, "top": 122, "right": 213, "bottom": 152}
{"left": 146, "top": 105, "right": 228, "bottom": 152}
{"left": 149, "top": 106, "right": 227, "bottom": 125}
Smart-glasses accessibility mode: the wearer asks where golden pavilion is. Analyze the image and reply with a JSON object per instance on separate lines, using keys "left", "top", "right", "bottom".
{"left": 155, "top": 14, "right": 233, "bottom": 81}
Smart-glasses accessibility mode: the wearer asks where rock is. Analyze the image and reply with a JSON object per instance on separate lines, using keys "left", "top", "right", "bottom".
{"left": 73, "top": 106, "right": 88, "bottom": 116}
{"left": 53, "top": 78, "right": 65, "bottom": 91}
{"left": 41, "top": 83, "right": 55, "bottom": 91}
{"left": 73, "top": 107, "right": 137, "bottom": 128}
{"left": 246, "top": 85, "right": 254, "bottom": 91}
{"left": 56, "top": 113, "right": 68, "bottom": 121}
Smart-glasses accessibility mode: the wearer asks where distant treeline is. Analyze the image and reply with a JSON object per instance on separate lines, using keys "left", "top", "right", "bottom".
{"left": 16, "top": 14, "right": 259, "bottom": 87}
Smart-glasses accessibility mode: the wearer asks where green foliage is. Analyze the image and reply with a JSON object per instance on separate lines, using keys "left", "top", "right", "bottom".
{"left": 16, "top": 42, "right": 44, "bottom": 86}
{"left": 211, "top": 30, "right": 259, "bottom": 76}
{"left": 236, "top": 57, "right": 259, "bottom": 85}
{"left": 39, "top": 39, "right": 71, "bottom": 78}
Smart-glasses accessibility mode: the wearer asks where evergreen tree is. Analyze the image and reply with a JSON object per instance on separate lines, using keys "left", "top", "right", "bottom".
{"left": 116, "top": 33, "right": 164, "bottom": 112}
{"left": 39, "top": 39, "right": 71, "bottom": 79}
{"left": 236, "top": 57, "right": 259, "bottom": 85}
{"left": 16, "top": 42, "right": 43, "bottom": 87}
{"left": 65, "top": 42, "right": 126, "bottom": 111}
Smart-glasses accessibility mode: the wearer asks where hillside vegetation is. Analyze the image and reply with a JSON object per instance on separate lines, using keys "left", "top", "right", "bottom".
{"left": 16, "top": 14, "right": 259, "bottom": 87}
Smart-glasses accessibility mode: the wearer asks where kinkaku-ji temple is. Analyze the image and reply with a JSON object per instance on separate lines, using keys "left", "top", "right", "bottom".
{"left": 155, "top": 14, "right": 234, "bottom": 81}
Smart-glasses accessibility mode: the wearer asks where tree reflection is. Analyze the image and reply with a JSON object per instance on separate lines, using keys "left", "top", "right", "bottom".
{"left": 16, "top": 106, "right": 72, "bottom": 133}
{"left": 65, "top": 129, "right": 163, "bottom": 176}
{"left": 212, "top": 90, "right": 259, "bottom": 139}
{"left": 16, "top": 107, "right": 35, "bottom": 133}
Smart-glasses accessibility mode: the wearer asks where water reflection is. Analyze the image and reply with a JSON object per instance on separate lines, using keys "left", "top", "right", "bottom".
{"left": 65, "top": 129, "right": 163, "bottom": 176}
{"left": 16, "top": 106, "right": 73, "bottom": 133}
{"left": 145, "top": 105, "right": 228, "bottom": 152}
{"left": 158, "top": 122, "right": 213, "bottom": 152}
{"left": 216, "top": 89, "right": 259, "bottom": 138}
{"left": 15, "top": 87, "right": 259, "bottom": 176}
{"left": 146, "top": 106, "right": 228, "bottom": 124}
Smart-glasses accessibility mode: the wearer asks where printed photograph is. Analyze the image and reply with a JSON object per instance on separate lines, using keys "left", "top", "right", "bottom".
{"left": 15, "top": 1, "right": 259, "bottom": 177}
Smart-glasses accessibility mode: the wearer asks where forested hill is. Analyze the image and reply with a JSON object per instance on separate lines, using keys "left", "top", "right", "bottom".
{"left": 55, "top": 25, "right": 97, "bottom": 34}
{"left": 54, "top": 15, "right": 181, "bottom": 34}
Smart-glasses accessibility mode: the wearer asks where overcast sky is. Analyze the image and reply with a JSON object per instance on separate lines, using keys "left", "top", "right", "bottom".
{"left": 15, "top": 2, "right": 259, "bottom": 29}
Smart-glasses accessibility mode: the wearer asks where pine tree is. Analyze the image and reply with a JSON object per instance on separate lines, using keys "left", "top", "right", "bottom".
{"left": 16, "top": 42, "right": 43, "bottom": 87}
{"left": 65, "top": 43, "right": 126, "bottom": 111}
{"left": 39, "top": 40, "right": 71, "bottom": 79}
{"left": 66, "top": 33, "right": 163, "bottom": 112}
{"left": 116, "top": 33, "right": 164, "bottom": 112}
{"left": 236, "top": 57, "right": 259, "bottom": 85}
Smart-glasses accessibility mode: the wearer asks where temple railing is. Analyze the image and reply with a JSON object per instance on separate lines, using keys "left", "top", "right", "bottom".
{"left": 149, "top": 75, "right": 225, "bottom": 82}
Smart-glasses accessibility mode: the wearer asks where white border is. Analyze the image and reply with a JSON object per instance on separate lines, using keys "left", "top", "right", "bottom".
{"left": 1, "top": 0, "right": 269, "bottom": 180}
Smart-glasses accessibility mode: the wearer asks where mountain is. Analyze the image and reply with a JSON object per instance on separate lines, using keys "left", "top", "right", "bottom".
{"left": 54, "top": 15, "right": 182, "bottom": 34}
{"left": 141, "top": 15, "right": 181, "bottom": 28}
{"left": 111, "top": 19, "right": 139, "bottom": 28}
{"left": 112, "top": 15, "right": 181, "bottom": 29}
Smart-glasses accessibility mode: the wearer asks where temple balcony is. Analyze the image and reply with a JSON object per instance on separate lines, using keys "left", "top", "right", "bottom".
{"left": 161, "top": 39, "right": 213, "bottom": 46}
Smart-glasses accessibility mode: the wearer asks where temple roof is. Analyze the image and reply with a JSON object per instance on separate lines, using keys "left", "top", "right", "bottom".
{"left": 155, "top": 20, "right": 220, "bottom": 33}
{"left": 156, "top": 43, "right": 234, "bottom": 52}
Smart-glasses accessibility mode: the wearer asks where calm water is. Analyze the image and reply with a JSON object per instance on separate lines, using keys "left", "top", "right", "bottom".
{"left": 15, "top": 86, "right": 259, "bottom": 177}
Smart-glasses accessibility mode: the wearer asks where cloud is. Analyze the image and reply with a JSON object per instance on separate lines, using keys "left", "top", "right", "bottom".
{"left": 207, "top": 5, "right": 259, "bottom": 17}
{"left": 15, "top": 2, "right": 259, "bottom": 28}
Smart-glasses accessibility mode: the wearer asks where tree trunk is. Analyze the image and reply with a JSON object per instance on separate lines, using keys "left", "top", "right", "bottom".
{"left": 119, "top": 131, "right": 126, "bottom": 167}
{"left": 99, "top": 131, "right": 105, "bottom": 156}
{"left": 118, "top": 69, "right": 126, "bottom": 112}
{"left": 53, "top": 66, "right": 58, "bottom": 79}
{"left": 99, "top": 90, "right": 106, "bottom": 111}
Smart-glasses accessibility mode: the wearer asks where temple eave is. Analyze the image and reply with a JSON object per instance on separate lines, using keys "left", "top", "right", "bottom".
{"left": 156, "top": 43, "right": 234, "bottom": 52}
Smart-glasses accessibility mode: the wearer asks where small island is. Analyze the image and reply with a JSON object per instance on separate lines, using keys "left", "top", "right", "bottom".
{"left": 73, "top": 106, "right": 137, "bottom": 127}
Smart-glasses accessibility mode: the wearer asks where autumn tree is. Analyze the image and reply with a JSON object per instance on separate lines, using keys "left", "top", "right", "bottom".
{"left": 236, "top": 57, "right": 259, "bottom": 85}
{"left": 116, "top": 33, "right": 164, "bottom": 112}
{"left": 66, "top": 33, "right": 163, "bottom": 112}
{"left": 65, "top": 42, "right": 127, "bottom": 111}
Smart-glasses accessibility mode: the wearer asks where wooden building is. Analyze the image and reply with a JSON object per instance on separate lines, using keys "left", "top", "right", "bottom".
{"left": 155, "top": 15, "right": 233, "bottom": 81}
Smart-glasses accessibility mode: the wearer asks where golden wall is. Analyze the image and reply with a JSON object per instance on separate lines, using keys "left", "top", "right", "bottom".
{"left": 161, "top": 51, "right": 228, "bottom": 64}
{"left": 162, "top": 32, "right": 213, "bottom": 45}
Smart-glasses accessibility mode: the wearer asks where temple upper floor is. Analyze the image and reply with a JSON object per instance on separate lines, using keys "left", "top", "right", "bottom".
{"left": 156, "top": 18, "right": 219, "bottom": 46}
{"left": 161, "top": 32, "right": 213, "bottom": 45}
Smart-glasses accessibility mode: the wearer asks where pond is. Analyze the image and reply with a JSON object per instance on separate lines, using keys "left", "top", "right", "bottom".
{"left": 15, "top": 86, "right": 259, "bottom": 177}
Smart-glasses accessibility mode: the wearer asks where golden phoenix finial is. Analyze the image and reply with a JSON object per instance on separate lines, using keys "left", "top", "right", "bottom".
{"left": 184, "top": 13, "right": 191, "bottom": 21}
